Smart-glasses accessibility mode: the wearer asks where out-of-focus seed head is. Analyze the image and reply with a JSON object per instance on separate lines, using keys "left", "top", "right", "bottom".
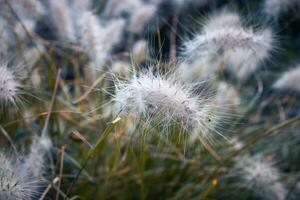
{"left": 19, "top": 135, "right": 52, "bottom": 180}
{"left": 49, "top": 0, "right": 76, "bottom": 42}
{"left": 129, "top": 4, "right": 157, "bottom": 34}
{"left": 79, "top": 12, "right": 125, "bottom": 69}
{"left": 103, "top": 0, "right": 142, "bottom": 18}
{"left": 132, "top": 40, "right": 148, "bottom": 65}
{"left": 178, "top": 10, "right": 274, "bottom": 82}
{"left": 264, "top": 0, "right": 296, "bottom": 18}
{"left": 236, "top": 155, "right": 286, "bottom": 200}
{"left": 273, "top": 65, "right": 300, "bottom": 92}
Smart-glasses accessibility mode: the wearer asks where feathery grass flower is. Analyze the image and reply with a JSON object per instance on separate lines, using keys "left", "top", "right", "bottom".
{"left": 21, "top": 135, "right": 52, "bottom": 179}
{"left": 202, "top": 10, "right": 242, "bottom": 32}
{"left": 264, "top": 0, "right": 296, "bottom": 17}
{"left": 236, "top": 155, "right": 286, "bottom": 200}
{"left": 0, "top": 61, "right": 21, "bottom": 106}
{"left": 49, "top": 0, "right": 76, "bottom": 42}
{"left": 184, "top": 27, "right": 271, "bottom": 62}
{"left": 0, "top": 152, "right": 39, "bottom": 200}
{"left": 114, "top": 69, "right": 216, "bottom": 137}
{"left": 0, "top": 135, "right": 51, "bottom": 199}
{"left": 79, "top": 12, "right": 125, "bottom": 69}
{"left": 273, "top": 65, "right": 300, "bottom": 92}
{"left": 178, "top": 11, "right": 274, "bottom": 82}
{"left": 129, "top": 4, "right": 157, "bottom": 34}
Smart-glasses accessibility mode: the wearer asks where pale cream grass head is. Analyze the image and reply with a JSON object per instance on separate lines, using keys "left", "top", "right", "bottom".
{"left": 264, "top": 0, "right": 296, "bottom": 17}
{"left": 178, "top": 10, "right": 274, "bottom": 82}
{"left": 79, "top": 12, "right": 125, "bottom": 69}
{"left": 0, "top": 60, "right": 21, "bottom": 106}
{"left": 49, "top": 0, "right": 76, "bottom": 42}
{"left": 114, "top": 69, "right": 217, "bottom": 139}
{"left": 273, "top": 65, "right": 300, "bottom": 92}
{"left": 103, "top": 0, "right": 142, "bottom": 18}
{"left": 129, "top": 4, "right": 157, "bottom": 34}
{"left": 0, "top": 151, "right": 42, "bottom": 200}
{"left": 236, "top": 155, "right": 286, "bottom": 200}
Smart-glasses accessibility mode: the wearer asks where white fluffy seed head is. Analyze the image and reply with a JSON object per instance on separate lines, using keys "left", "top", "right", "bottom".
{"left": 12, "top": 0, "right": 45, "bottom": 19}
{"left": 202, "top": 10, "right": 242, "bottom": 32}
{"left": 179, "top": 11, "right": 274, "bottom": 82}
{"left": 114, "top": 69, "right": 214, "bottom": 134}
{"left": 236, "top": 155, "right": 286, "bottom": 200}
{"left": 216, "top": 82, "right": 241, "bottom": 108}
{"left": 111, "top": 61, "right": 131, "bottom": 77}
{"left": 189, "top": 82, "right": 240, "bottom": 144}
{"left": 0, "top": 62, "right": 20, "bottom": 105}
{"left": 0, "top": 152, "right": 40, "bottom": 200}
{"left": 49, "top": 0, "right": 76, "bottom": 42}
{"left": 20, "top": 135, "right": 52, "bottom": 180}
{"left": 184, "top": 27, "right": 271, "bottom": 60}
{"left": 264, "top": 0, "right": 296, "bottom": 17}
{"left": 132, "top": 40, "right": 148, "bottom": 64}
{"left": 79, "top": 12, "right": 125, "bottom": 69}
{"left": 103, "top": 0, "right": 142, "bottom": 18}
{"left": 129, "top": 4, "right": 157, "bottom": 34}
{"left": 273, "top": 65, "right": 300, "bottom": 92}
{"left": 233, "top": 29, "right": 274, "bottom": 80}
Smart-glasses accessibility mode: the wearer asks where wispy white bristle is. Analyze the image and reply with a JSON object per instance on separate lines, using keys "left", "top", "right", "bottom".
{"left": 203, "top": 10, "right": 242, "bottom": 32}
{"left": 190, "top": 82, "right": 240, "bottom": 143}
{"left": 273, "top": 65, "right": 300, "bottom": 92}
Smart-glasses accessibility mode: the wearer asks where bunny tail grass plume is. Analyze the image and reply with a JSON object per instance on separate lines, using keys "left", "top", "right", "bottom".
{"left": 264, "top": 0, "right": 295, "bottom": 18}
{"left": 114, "top": 68, "right": 216, "bottom": 138}
{"left": 178, "top": 10, "right": 274, "bottom": 82}
{"left": 189, "top": 81, "right": 240, "bottom": 144}
{"left": 49, "top": 0, "right": 76, "bottom": 42}
{"left": 132, "top": 40, "right": 148, "bottom": 65}
{"left": 202, "top": 10, "right": 242, "bottom": 32}
{"left": 273, "top": 65, "right": 300, "bottom": 92}
{"left": 236, "top": 155, "right": 286, "bottom": 200}
{"left": 11, "top": 0, "right": 45, "bottom": 20}
{"left": 103, "top": 0, "right": 142, "bottom": 18}
{"left": 183, "top": 26, "right": 272, "bottom": 62}
{"left": 79, "top": 11, "right": 125, "bottom": 69}
{"left": 233, "top": 29, "right": 274, "bottom": 81}
{"left": 0, "top": 60, "right": 21, "bottom": 106}
{"left": 20, "top": 135, "right": 52, "bottom": 180}
{"left": 212, "top": 81, "right": 241, "bottom": 125}
{"left": 129, "top": 4, "right": 157, "bottom": 34}
{"left": 0, "top": 152, "right": 41, "bottom": 200}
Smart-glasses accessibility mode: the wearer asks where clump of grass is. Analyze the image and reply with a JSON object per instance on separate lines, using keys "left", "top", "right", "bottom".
{"left": 0, "top": 0, "right": 300, "bottom": 199}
